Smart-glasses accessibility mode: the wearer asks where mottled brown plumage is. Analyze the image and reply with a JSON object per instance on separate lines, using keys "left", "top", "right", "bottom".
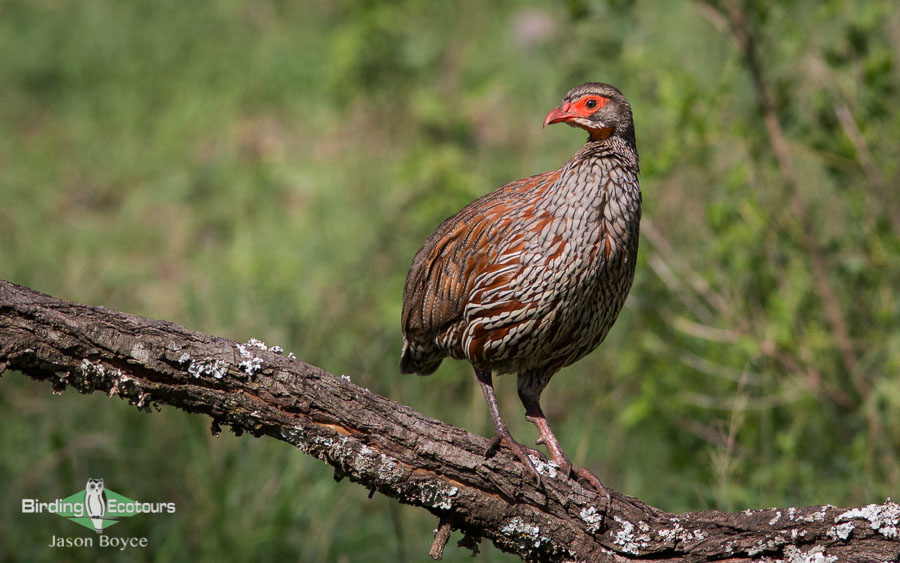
{"left": 400, "top": 83, "right": 641, "bottom": 494}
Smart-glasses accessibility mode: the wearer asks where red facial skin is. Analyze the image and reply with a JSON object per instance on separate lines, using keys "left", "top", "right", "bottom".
{"left": 543, "top": 95, "right": 610, "bottom": 127}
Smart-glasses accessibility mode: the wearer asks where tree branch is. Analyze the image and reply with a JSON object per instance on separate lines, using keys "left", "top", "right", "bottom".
{"left": 1, "top": 280, "right": 897, "bottom": 562}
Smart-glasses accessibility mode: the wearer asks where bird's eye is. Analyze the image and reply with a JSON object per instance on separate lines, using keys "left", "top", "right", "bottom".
{"left": 584, "top": 98, "right": 598, "bottom": 109}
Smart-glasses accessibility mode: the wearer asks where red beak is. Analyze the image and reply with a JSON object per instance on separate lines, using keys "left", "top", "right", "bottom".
{"left": 543, "top": 103, "right": 579, "bottom": 127}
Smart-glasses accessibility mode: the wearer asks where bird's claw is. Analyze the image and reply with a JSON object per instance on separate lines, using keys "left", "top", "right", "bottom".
{"left": 571, "top": 465, "right": 611, "bottom": 502}
{"left": 547, "top": 455, "right": 611, "bottom": 502}
{"left": 485, "top": 431, "right": 543, "bottom": 488}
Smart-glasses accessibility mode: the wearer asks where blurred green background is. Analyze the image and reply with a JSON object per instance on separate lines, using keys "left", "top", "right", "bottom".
{"left": 1, "top": 0, "right": 898, "bottom": 561}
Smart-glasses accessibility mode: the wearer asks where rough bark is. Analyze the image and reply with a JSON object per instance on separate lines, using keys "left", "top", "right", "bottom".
{"left": 1, "top": 280, "right": 897, "bottom": 562}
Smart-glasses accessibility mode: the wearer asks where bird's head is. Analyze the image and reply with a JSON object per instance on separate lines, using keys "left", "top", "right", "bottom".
{"left": 543, "top": 82, "right": 635, "bottom": 146}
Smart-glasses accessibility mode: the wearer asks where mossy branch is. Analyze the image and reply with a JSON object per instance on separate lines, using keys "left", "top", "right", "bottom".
{"left": 1, "top": 280, "right": 896, "bottom": 562}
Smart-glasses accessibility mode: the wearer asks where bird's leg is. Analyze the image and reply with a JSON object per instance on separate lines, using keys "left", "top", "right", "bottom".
{"left": 474, "top": 367, "right": 542, "bottom": 487}
{"left": 518, "top": 385, "right": 610, "bottom": 501}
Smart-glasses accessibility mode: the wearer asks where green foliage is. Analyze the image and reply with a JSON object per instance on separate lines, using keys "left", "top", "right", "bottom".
{"left": 1, "top": 0, "right": 897, "bottom": 560}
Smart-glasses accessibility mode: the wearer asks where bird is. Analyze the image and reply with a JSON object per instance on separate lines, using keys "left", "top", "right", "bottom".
{"left": 84, "top": 478, "right": 108, "bottom": 533}
{"left": 400, "top": 82, "right": 640, "bottom": 496}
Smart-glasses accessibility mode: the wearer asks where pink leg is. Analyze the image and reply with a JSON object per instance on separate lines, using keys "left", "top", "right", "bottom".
{"left": 474, "top": 367, "right": 542, "bottom": 486}
{"left": 521, "top": 393, "right": 610, "bottom": 500}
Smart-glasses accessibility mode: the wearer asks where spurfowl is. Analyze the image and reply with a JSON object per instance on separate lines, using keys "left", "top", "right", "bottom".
{"left": 400, "top": 82, "right": 640, "bottom": 495}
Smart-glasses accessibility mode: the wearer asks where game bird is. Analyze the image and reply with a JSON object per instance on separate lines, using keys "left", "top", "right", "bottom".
{"left": 400, "top": 82, "right": 640, "bottom": 496}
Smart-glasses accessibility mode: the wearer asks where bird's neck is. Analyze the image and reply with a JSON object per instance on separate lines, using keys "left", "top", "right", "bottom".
{"left": 541, "top": 136, "right": 641, "bottom": 215}
{"left": 577, "top": 136, "right": 639, "bottom": 174}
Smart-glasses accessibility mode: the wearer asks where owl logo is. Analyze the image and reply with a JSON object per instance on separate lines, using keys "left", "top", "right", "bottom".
{"left": 83, "top": 478, "right": 107, "bottom": 533}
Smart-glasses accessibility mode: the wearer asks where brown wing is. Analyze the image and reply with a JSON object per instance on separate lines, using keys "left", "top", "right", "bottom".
{"left": 400, "top": 169, "right": 563, "bottom": 373}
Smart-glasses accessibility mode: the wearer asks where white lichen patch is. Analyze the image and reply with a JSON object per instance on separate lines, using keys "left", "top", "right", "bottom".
{"left": 237, "top": 344, "right": 264, "bottom": 376}
{"left": 782, "top": 505, "right": 832, "bottom": 524}
{"left": 655, "top": 520, "right": 707, "bottom": 546}
{"left": 528, "top": 455, "right": 559, "bottom": 479}
{"left": 281, "top": 427, "right": 409, "bottom": 489}
{"left": 656, "top": 521, "right": 683, "bottom": 542}
{"left": 341, "top": 374, "right": 352, "bottom": 382}
{"left": 419, "top": 483, "right": 459, "bottom": 511}
{"left": 612, "top": 516, "right": 651, "bottom": 555}
{"left": 782, "top": 544, "right": 838, "bottom": 563}
{"left": 315, "top": 434, "right": 340, "bottom": 450}
{"left": 76, "top": 359, "right": 129, "bottom": 397}
{"left": 289, "top": 428, "right": 327, "bottom": 453}
{"left": 233, "top": 336, "right": 293, "bottom": 377}
{"left": 579, "top": 506, "right": 603, "bottom": 534}
{"left": 501, "top": 517, "right": 549, "bottom": 549}
{"left": 299, "top": 434, "right": 344, "bottom": 459}
{"left": 347, "top": 444, "right": 407, "bottom": 486}
{"left": 837, "top": 501, "right": 900, "bottom": 539}
{"left": 827, "top": 522, "right": 855, "bottom": 541}
{"left": 769, "top": 511, "right": 782, "bottom": 525}
{"left": 246, "top": 337, "right": 284, "bottom": 355}
{"left": 724, "top": 541, "right": 734, "bottom": 555}
{"left": 801, "top": 506, "right": 831, "bottom": 523}
{"left": 177, "top": 353, "right": 192, "bottom": 365}
{"left": 747, "top": 536, "right": 787, "bottom": 557}
{"left": 376, "top": 453, "right": 404, "bottom": 484}
{"left": 79, "top": 358, "right": 122, "bottom": 379}
{"left": 129, "top": 342, "right": 152, "bottom": 364}
{"left": 187, "top": 357, "right": 227, "bottom": 379}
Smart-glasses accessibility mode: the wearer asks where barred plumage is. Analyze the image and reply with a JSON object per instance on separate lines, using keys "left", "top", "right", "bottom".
{"left": 400, "top": 83, "right": 641, "bottom": 495}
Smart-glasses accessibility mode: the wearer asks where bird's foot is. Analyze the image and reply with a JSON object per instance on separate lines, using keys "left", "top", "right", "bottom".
{"left": 548, "top": 455, "right": 611, "bottom": 502}
{"left": 571, "top": 466, "right": 611, "bottom": 502}
{"left": 485, "top": 430, "right": 543, "bottom": 487}
{"left": 524, "top": 410, "right": 611, "bottom": 501}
